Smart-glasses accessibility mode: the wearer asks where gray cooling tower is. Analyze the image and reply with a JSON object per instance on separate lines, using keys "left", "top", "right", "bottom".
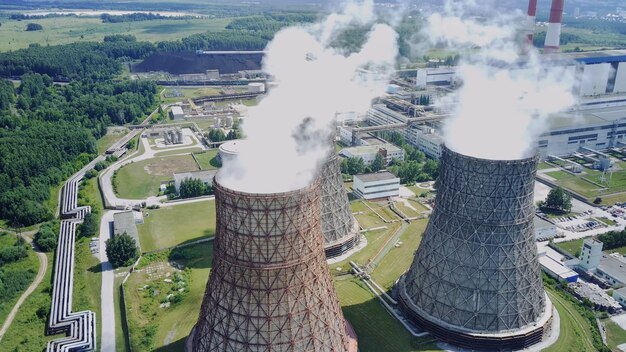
{"left": 397, "top": 146, "right": 553, "bottom": 351}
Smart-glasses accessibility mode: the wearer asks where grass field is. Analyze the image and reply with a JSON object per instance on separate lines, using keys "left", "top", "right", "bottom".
{"left": 138, "top": 200, "right": 215, "bottom": 252}
{"left": 0, "top": 254, "right": 58, "bottom": 351}
{"left": 97, "top": 128, "right": 129, "bottom": 155}
{"left": 0, "top": 232, "right": 40, "bottom": 324}
{"left": 115, "top": 154, "right": 199, "bottom": 199}
{"left": 161, "top": 87, "right": 248, "bottom": 104}
{"left": 0, "top": 16, "right": 231, "bottom": 51}
{"left": 543, "top": 287, "right": 598, "bottom": 352}
{"left": 154, "top": 146, "right": 203, "bottom": 157}
{"left": 192, "top": 150, "right": 219, "bottom": 170}
{"left": 370, "top": 219, "right": 427, "bottom": 290}
{"left": 125, "top": 242, "right": 213, "bottom": 351}
{"left": 554, "top": 239, "right": 584, "bottom": 257}
{"left": 72, "top": 236, "right": 102, "bottom": 347}
{"left": 544, "top": 166, "right": 626, "bottom": 205}
{"left": 602, "top": 319, "right": 626, "bottom": 351}
{"left": 335, "top": 278, "right": 440, "bottom": 352}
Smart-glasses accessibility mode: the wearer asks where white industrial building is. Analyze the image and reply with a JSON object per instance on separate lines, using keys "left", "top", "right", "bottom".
{"left": 415, "top": 67, "right": 456, "bottom": 89}
{"left": 247, "top": 82, "right": 265, "bottom": 93}
{"left": 170, "top": 106, "right": 185, "bottom": 120}
{"left": 353, "top": 172, "right": 400, "bottom": 200}
{"left": 613, "top": 287, "right": 626, "bottom": 308}
{"left": 538, "top": 246, "right": 579, "bottom": 283}
{"left": 340, "top": 144, "right": 404, "bottom": 165}
{"left": 579, "top": 238, "right": 603, "bottom": 272}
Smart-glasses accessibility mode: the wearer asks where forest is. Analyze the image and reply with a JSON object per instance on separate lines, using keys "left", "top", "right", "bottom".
{"left": 0, "top": 39, "right": 158, "bottom": 226}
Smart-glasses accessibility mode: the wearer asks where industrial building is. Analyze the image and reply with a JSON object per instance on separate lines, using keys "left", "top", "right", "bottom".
{"left": 576, "top": 239, "right": 626, "bottom": 288}
{"left": 113, "top": 211, "right": 141, "bottom": 251}
{"left": 170, "top": 106, "right": 185, "bottom": 120}
{"left": 398, "top": 147, "right": 552, "bottom": 350}
{"left": 612, "top": 287, "right": 626, "bottom": 308}
{"left": 187, "top": 179, "right": 357, "bottom": 351}
{"left": 353, "top": 172, "right": 400, "bottom": 200}
{"left": 538, "top": 246, "right": 579, "bottom": 283}
{"left": 247, "top": 82, "right": 265, "bottom": 93}
{"left": 340, "top": 143, "right": 404, "bottom": 166}
{"left": 173, "top": 170, "right": 217, "bottom": 194}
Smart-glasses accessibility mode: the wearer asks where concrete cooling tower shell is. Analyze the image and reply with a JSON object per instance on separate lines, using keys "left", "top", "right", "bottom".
{"left": 187, "top": 179, "right": 357, "bottom": 352}
{"left": 320, "top": 153, "right": 361, "bottom": 258}
{"left": 397, "top": 146, "right": 552, "bottom": 351}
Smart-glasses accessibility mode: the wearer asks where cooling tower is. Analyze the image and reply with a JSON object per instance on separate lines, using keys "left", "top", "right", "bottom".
{"left": 397, "top": 146, "right": 553, "bottom": 351}
{"left": 187, "top": 178, "right": 358, "bottom": 352}
{"left": 320, "top": 152, "right": 361, "bottom": 259}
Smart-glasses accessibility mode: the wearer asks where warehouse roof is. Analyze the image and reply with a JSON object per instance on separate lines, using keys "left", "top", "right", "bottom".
{"left": 354, "top": 171, "right": 399, "bottom": 183}
{"left": 597, "top": 253, "right": 626, "bottom": 284}
{"left": 113, "top": 211, "right": 140, "bottom": 250}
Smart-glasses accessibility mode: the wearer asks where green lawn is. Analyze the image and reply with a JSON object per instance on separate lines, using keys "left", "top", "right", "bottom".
{"left": 0, "top": 16, "right": 232, "bottom": 51}
{"left": 538, "top": 162, "right": 557, "bottom": 170}
{"left": 544, "top": 166, "right": 626, "bottom": 205}
{"left": 553, "top": 239, "right": 584, "bottom": 257}
{"left": 192, "top": 150, "right": 219, "bottom": 170}
{"left": 0, "top": 254, "right": 59, "bottom": 351}
{"left": 371, "top": 219, "right": 428, "bottom": 290}
{"left": 125, "top": 242, "right": 213, "bottom": 351}
{"left": 335, "top": 278, "right": 440, "bottom": 352}
{"left": 138, "top": 200, "right": 216, "bottom": 252}
{"left": 0, "top": 232, "right": 40, "bottom": 324}
{"left": 72, "top": 237, "right": 102, "bottom": 347}
{"left": 596, "top": 217, "right": 617, "bottom": 226}
{"left": 154, "top": 146, "right": 203, "bottom": 157}
{"left": 97, "top": 129, "right": 129, "bottom": 155}
{"left": 115, "top": 154, "right": 199, "bottom": 199}
{"left": 602, "top": 319, "right": 626, "bottom": 351}
{"left": 543, "top": 288, "right": 598, "bottom": 352}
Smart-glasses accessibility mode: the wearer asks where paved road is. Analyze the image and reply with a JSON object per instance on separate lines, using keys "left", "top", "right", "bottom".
{"left": 98, "top": 211, "right": 117, "bottom": 352}
{"left": 99, "top": 132, "right": 206, "bottom": 209}
{"left": 0, "top": 234, "right": 48, "bottom": 343}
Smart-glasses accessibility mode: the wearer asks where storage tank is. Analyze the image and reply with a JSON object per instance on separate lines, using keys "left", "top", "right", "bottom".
{"left": 247, "top": 82, "right": 266, "bottom": 93}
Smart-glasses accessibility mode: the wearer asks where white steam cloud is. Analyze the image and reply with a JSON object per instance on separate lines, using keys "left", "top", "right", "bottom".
{"left": 423, "top": 1, "right": 576, "bottom": 160}
{"left": 218, "top": 0, "right": 398, "bottom": 193}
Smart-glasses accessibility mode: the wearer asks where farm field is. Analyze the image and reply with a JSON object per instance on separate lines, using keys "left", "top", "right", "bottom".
{"left": 114, "top": 154, "right": 199, "bottom": 199}
{"left": 137, "top": 200, "right": 216, "bottom": 252}
{"left": 0, "top": 16, "right": 232, "bottom": 51}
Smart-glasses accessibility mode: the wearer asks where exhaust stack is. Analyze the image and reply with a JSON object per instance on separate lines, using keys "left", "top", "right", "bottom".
{"left": 544, "top": 0, "right": 564, "bottom": 53}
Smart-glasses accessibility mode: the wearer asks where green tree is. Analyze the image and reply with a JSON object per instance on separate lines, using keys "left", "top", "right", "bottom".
{"left": 422, "top": 159, "right": 440, "bottom": 179}
{"left": 341, "top": 157, "right": 365, "bottom": 175}
{"left": 370, "top": 153, "right": 385, "bottom": 172}
{"left": 179, "top": 178, "right": 212, "bottom": 199}
{"left": 544, "top": 187, "right": 572, "bottom": 212}
{"left": 105, "top": 233, "right": 139, "bottom": 268}
{"left": 208, "top": 129, "right": 226, "bottom": 142}
{"left": 25, "top": 23, "right": 43, "bottom": 31}
{"left": 79, "top": 213, "right": 98, "bottom": 237}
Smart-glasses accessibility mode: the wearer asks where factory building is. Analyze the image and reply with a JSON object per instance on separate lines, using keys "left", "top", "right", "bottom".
{"left": 340, "top": 143, "right": 404, "bottom": 165}
{"left": 579, "top": 238, "right": 603, "bottom": 272}
{"left": 538, "top": 247, "right": 579, "bottom": 283}
{"left": 113, "top": 211, "right": 141, "bottom": 251}
{"left": 353, "top": 172, "right": 400, "bottom": 200}
{"left": 612, "top": 287, "right": 626, "bottom": 308}
{"left": 577, "top": 239, "right": 626, "bottom": 288}
{"left": 169, "top": 106, "right": 185, "bottom": 120}
{"left": 398, "top": 147, "right": 552, "bottom": 350}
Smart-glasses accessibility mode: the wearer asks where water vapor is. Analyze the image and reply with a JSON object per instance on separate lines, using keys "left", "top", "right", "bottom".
{"left": 422, "top": 0, "right": 576, "bottom": 160}
{"left": 218, "top": 0, "right": 398, "bottom": 193}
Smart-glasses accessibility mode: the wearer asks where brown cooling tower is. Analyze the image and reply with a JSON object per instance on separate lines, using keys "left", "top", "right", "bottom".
{"left": 187, "top": 178, "right": 357, "bottom": 352}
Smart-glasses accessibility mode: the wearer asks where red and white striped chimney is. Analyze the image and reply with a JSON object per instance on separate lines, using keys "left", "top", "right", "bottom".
{"left": 544, "top": 0, "right": 564, "bottom": 53}
{"left": 525, "top": 0, "right": 538, "bottom": 48}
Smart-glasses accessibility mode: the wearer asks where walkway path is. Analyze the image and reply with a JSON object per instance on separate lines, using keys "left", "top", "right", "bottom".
{"left": 0, "top": 234, "right": 48, "bottom": 343}
{"left": 98, "top": 211, "right": 117, "bottom": 352}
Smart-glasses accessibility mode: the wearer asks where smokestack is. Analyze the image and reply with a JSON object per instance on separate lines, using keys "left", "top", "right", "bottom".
{"left": 397, "top": 146, "right": 553, "bottom": 350}
{"left": 544, "top": 0, "right": 564, "bottom": 53}
{"left": 187, "top": 178, "right": 357, "bottom": 351}
{"left": 525, "top": 0, "right": 538, "bottom": 47}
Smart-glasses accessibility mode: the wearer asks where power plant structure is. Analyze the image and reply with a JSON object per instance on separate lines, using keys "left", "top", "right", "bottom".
{"left": 526, "top": 0, "right": 565, "bottom": 53}
{"left": 215, "top": 139, "right": 362, "bottom": 260}
{"left": 319, "top": 151, "right": 362, "bottom": 259}
{"left": 397, "top": 146, "right": 554, "bottom": 351}
{"left": 187, "top": 178, "right": 358, "bottom": 351}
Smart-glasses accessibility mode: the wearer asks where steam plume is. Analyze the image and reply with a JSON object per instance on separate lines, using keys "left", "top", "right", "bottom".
{"left": 218, "top": 0, "right": 397, "bottom": 193}
{"left": 424, "top": 0, "right": 576, "bottom": 160}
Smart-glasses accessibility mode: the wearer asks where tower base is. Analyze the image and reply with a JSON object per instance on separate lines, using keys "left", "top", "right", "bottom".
{"left": 397, "top": 277, "right": 553, "bottom": 351}
{"left": 324, "top": 220, "right": 362, "bottom": 259}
